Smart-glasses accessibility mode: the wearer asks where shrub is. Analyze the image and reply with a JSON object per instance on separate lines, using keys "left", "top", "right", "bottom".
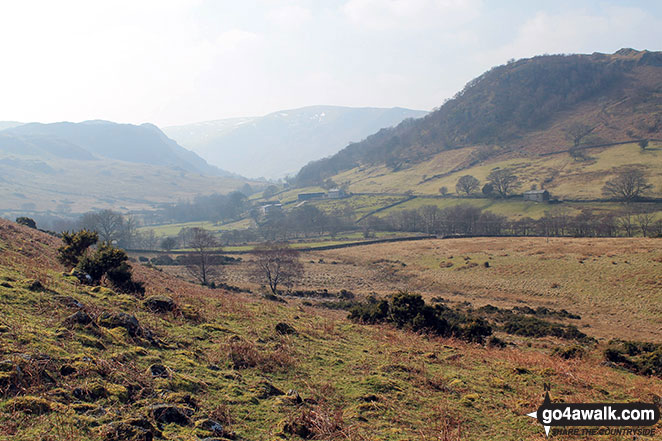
{"left": 151, "top": 255, "right": 175, "bottom": 265}
{"left": 348, "top": 297, "right": 389, "bottom": 324}
{"left": 501, "top": 315, "right": 590, "bottom": 342}
{"left": 15, "top": 217, "right": 37, "bottom": 229}
{"left": 106, "top": 263, "right": 145, "bottom": 295}
{"left": 603, "top": 340, "right": 662, "bottom": 377}
{"left": 74, "top": 241, "right": 143, "bottom": 294}
{"left": 552, "top": 345, "right": 585, "bottom": 359}
{"left": 349, "top": 292, "right": 489, "bottom": 342}
{"left": 461, "top": 318, "right": 493, "bottom": 343}
{"left": 57, "top": 230, "right": 99, "bottom": 268}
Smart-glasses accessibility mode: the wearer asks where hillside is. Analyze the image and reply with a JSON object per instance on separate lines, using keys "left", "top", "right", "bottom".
{"left": 0, "top": 121, "right": 229, "bottom": 176}
{"left": 331, "top": 141, "right": 662, "bottom": 200}
{"left": 295, "top": 49, "right": 662, "bottom": 192}
{"left": 164, "top": 106, "right": 427, "bottom": 179}
{"left": 0, "top": 121, "right": 253, "bottom": 216}
{"left": 0, "top": 122, "right": 22, "bottom": 131}
{"left": 1, "top": 220, "right": 661, "bottom": 440}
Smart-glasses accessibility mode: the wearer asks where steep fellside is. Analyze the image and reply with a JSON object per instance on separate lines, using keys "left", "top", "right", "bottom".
{"left": 296, "top": 49, "right": 662, "bottom": 186}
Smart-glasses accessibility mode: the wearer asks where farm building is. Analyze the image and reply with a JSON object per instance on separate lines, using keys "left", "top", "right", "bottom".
{"left": 523, "top": 190, "right": 550, "bottom": 202}
{"left": 261, "top": 203, "right": 282, "bottom": 215}
{"left": 297, "top": 192, "right": 325, "bottom": 201}
{"left": 327, "top": 188, "right": 347, "bottom": 199}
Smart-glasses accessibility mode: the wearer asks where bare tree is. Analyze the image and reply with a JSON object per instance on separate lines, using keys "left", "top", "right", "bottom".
{"left": 250, "top": 243, "right": 303, "bottom": 295}
{"left": 565, "top": 123, "right": 595, "bottom": 147}
{"left": 161, "top": 237, "right": 177, "bottom": 252}
{"left": 617, "top": 210, "right": 635, "bottom": 237}
{"left": 602, "top": 169, "right": 653, "bottom": 202}
{"left": 635, "top": 211, "right": 655, "bottom": 237}
{"left": 79, "top": 209, "right": 124, "bottom": 243}
{"left": 186, "top": 228, "right": 221, "bottom": 285}
{"left": 653, "top": 220, "right": 662, "bottom": 238}
{"left": 119, "top": 215, "right": 138, "bottom": 249}
{"left": 456, "top": 175, "right": 480, "bottom": 196}
{"left": 486, "top": 168, "right": 521, "bottom": 198}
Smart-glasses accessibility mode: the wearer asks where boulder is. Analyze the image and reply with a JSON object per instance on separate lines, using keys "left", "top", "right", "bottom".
{"left": 98, "top": 312, "right": 141, "bottom": 337}
{"left": 148, "top": 364, "right": 169, "bottom": 378}
{"left": 102, "top": 418, "right": 159, "bottom": 441}
{"left": 143, "top": 296, "right": 176, "bottom": 313}
{"left": 195, "top": 418, "right": 224, "bottom": 436}
{"left": 64, "top": 310, "right": 93, "bottom": 326}
{"left": 150, "top": 404, "right": 190, "bottom": 426}
{"left": 275, "top": 322, "right": 297, "bottom": 335}
{"left": 255, "top": 380, "right": 284, "bottom": 399}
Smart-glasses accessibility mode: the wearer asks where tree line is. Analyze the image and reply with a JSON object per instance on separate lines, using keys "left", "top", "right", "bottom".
{"left": 363, "top": 204, "right": 662, "bottom": 238}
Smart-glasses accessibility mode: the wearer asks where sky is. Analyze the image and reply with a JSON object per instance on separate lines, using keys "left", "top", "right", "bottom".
{"left": 0, "top": 0, "right": 661, "bottom": 127}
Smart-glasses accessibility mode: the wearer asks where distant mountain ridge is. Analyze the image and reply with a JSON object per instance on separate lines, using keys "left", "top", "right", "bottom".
{"left": 0, "top": 120, "right": 253, "bottom": 215}
{"left": 0, "top": 120, "right": 229, "bottom": 176}
{"left": 295, "top": 49, "right": 662, "bottom": 186}
{"left": 164, "top": 105, "right": 427, "bottom": 179}
{"left": 0, "top": 122, "right": 23, "bottom": 131}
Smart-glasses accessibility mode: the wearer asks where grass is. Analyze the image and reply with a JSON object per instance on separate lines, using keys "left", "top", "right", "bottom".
{"left": 375, "top": 196, "right": 645, "bottom": 220}
{"left": 138, "top": 218, "right": 256, "bottom": 238}
{"left": 2, "top": 219, "right": 661, "bottom": 440}
{"left": 332, "top": 142, "right": 662, "bottom": 200}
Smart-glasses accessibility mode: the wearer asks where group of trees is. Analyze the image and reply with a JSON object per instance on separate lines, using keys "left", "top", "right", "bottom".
{"left": 160, "top": 191, "right": 249, "bottom": 224}
{"left": 370, "top": 204, "right": 509, "bottom": 236}
{"left": 453, "top": 169, "right": 522, "bottom": 198}
{"left": 254, "top": 205, "right": 353, "bottom": 242}
{"left": 165, "top": 227, "right": 303, "bottom": 295}
{"left": 364, "top": 204, "right": 661, "bottom": 238}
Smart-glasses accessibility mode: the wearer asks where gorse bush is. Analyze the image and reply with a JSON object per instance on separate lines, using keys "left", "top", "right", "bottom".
{"left": 349, "top": 292, "right": 492, "bottom": 343}
{"left": 604, "top": 340, "right": 662, "bottom": 377}
{"left": 349, "top": 294, "right": 594, "bottom": 345}
{"left": 57, "top": 230, "right": 144, "bottom": 294}
{"left": 57, "top": 230, "right": 99, "bottom": 268}
{"left": 77, "top": 243, "right": 127, "bottom": 283}
{"left": 500, "top": 315, "right": 589, "bottom": 341}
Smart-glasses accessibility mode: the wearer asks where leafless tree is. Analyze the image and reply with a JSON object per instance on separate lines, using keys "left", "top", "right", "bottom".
{"left": 653, "top": 220, "right": 662, "bottom": 238}
{"left": 250, "top": 243, "right": 303, "bottom": 295}
{"left": 565, "top": 123, "right": 595, "bottom": 147}
{"left": 602, "top": 169, "right": 653, "bottom": 202}
{"left": 635, "top": 210, "right": 655, "bottom": 237}
{"left": 456, "top": 175, "right": 480, "bottom": 196}
{"left": 79, "top": 209, "right": 124, "bottom": 243}
{"left": 160, "top": 236, "right": 177, "bottom": 252}
{"left": 486, "top": 168, "right": 521, "bottom": 198}
{"left": 186, "top": 228, "right": 221, "bottom": 285}
{"left": 617, "top": 210, "right": 635, "bottom": 237}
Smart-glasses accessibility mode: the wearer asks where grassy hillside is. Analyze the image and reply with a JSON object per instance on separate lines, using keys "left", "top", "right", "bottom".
{"left": 0, "top": 158, "right": 253, "bottom": 217}
{"left": 332, "top": 142, "right": 662, "bottom": 200}
{"left": 295, "top": 49, "right": 662, "bottom": 191}
{"left": 1, "top": 222, "right": 661, "bottom": 439}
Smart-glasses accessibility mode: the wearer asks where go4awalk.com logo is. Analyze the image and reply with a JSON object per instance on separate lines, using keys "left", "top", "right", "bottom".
{"left": 526, "top": 385, "right": 660, "bottom": 437}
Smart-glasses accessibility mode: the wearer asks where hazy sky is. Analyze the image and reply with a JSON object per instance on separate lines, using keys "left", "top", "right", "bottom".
{"left": 1, "top": 0, "right": 661, "bottom": 127}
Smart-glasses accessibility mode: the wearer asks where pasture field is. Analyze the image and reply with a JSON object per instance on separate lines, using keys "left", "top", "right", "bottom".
{"left": 218, "top": 237, "right": 662, "bottom": 342}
